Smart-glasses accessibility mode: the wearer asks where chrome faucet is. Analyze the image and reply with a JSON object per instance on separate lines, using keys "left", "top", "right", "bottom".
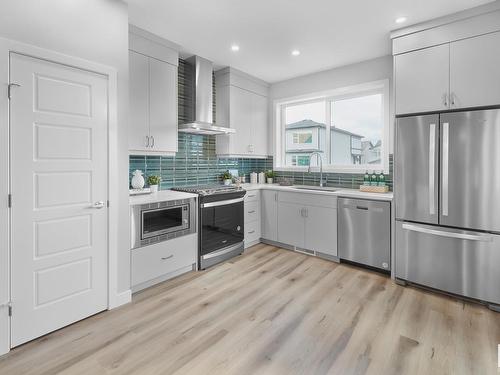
{"left": 308, "top": 152, "right": 326, "bottom": 187}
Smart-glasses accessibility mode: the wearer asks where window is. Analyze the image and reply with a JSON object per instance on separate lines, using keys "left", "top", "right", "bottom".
{"left": 293, "top": 132, "right": 313, "bottom": 144}
{"left": 275, "top": 80, "right": 389, "bottom": 172}
{"left": 331, "top": 94, "right": 383, "bottom": 166}
{"left": 290, "top": 155, "right": 310, "bottom": 166}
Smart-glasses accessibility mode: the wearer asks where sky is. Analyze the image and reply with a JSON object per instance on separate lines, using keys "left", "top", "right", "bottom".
{"left": 285, "top": 94, "right": 382, "bottom": 143}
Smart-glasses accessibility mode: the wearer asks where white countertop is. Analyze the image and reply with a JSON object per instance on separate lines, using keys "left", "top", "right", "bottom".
{"left": 129, "top": 190, "right": 198, "bottom": 206}
{"left": 240, "top": 183, "right": 393, "bottom": 201}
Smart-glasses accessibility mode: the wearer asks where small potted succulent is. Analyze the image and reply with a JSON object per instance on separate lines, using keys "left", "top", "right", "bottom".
{"left": 147, "top": 175, "right": 161, "bottom": 192}
{"left": 265, "top": 170, "right": 276, "bottom": 184}
{"left": 220, "top": 170, "right": 233, "bottom": 185}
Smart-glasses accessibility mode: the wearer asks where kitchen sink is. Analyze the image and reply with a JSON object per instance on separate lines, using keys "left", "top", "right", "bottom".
{"left": 292, "top": 186, "right": 338, "bottom": 192}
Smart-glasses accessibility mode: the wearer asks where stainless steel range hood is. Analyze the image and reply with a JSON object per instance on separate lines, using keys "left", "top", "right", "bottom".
{"left": 178, "top": 56, "right": 235, "bottom": 135}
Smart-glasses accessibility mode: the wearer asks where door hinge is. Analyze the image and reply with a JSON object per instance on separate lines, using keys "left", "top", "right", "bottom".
{"left": 8, "top": 83, "right": 21, "bottom": 100}
{"left": 8, "top": 194, "right": 12, "bottom": 208}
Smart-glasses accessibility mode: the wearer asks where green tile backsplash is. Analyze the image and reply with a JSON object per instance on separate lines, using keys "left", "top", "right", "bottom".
{"left": 129, "top": 133, "right": 273, "bottom": 189}
{"left": 129, "top": 138, "right": 392, "bottom": 190}
{"left": 274, "top": 154, "right": 393, "bottom": 190}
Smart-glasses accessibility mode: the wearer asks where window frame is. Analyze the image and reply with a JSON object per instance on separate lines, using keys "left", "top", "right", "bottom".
{"left": 273, "top": 79, "right": 390, "bottom": 174}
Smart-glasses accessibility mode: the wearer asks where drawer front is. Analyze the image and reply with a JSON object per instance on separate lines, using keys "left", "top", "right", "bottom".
{"left": 245, "top": 220, "right": 261, "bottom": 244}
{"left": 245, "top": 201, "right": 261, "bottom": 223}
{"left": 278, "top": 191, "right": 337, "bottom": 209}
{"left": 396, "top": 221, "right": 500, "bottom": 304}
{"left": 131, "top": 234, "right": 197, "bottom": 286}
{"left": 245, "top": 190, "right": 260, "bottom": 202}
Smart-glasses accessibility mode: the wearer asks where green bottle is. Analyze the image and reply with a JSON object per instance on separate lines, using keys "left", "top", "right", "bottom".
{"left": 370, "top": 170, "right": 378, "bottom": 186}
{"left": 363, "top": 170, "right": 370, "bottom": 186}
{"left": 378, "top": 171, "right": 386, "bottom": 187}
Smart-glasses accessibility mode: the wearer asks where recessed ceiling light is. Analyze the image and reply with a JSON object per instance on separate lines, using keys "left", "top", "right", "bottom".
{"left": 231, "top": 44, "right": 240, "bottom": 52}
{"left": 291, "top": 50, "right": 301, "bottom": 56}
{"left": 395, "top": 16, "right": 407, "bottom": 24}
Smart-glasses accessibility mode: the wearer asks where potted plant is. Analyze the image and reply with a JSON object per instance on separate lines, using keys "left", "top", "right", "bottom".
{"left": 265, "top": 170, "right": 276, "bottom": 184}
{"left": 220, "top": 170, "right": 233, "bottom": 185}
{"left": 147, "top": 175, "right": 161, "bottom": 192}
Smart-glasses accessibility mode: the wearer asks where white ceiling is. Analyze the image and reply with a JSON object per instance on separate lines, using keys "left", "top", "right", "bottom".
{"left": 127, "top": 0, "right": 494, "bottom": 83}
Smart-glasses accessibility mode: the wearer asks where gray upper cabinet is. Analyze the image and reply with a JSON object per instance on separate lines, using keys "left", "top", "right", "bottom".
{"left": 395, "top": 44, "right": 450, "bottom": 115}
{"left": 148, "top": 58, "right": 178, "bottom": 153}
{"left": 450, "top": 31, "right": 500, "bottom": 109}
{"left": 215, "top": 68, "right": 269, "bottom": 158}
{"left": 129, "top": 28, "right": 179, "bottom": 155}
{"left": 394, "top": 11, "right": 500, "bottom": 116}
{"left": 129, "top": 50, "right": 150, "bottom": 151}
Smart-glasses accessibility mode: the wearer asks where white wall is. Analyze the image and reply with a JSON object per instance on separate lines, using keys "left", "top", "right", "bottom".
{"left": 269, "top": 55, "right": 394, "bottom": 155}
{"left": 0, "top": 0, "right": 131, "bottom": 293}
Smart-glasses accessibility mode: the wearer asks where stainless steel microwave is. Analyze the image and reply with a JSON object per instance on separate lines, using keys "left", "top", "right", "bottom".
{"left": 131, "top": 197, "right": 196, "bottom": 249}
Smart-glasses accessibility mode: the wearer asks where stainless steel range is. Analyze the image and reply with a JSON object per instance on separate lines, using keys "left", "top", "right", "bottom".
{"left": 171, "top": 185, "right": 246, "bottom": 269}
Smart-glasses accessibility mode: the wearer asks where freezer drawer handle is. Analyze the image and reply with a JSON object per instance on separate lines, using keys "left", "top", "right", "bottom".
{"left": 402, "top": 223, "right": 492, "bottom": 242}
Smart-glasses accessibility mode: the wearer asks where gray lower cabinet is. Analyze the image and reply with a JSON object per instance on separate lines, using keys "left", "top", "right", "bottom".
{"left": 277, "top": 192, "right": 337, "bottom": 256}
{"left": 277, "top": 201, "right": 305, "bottom": 248}
{"left": 261, "top": 190, "right": 278, "bottom": 241}
{"left": 305, "top": 205, "right": 337, "bottom": 257}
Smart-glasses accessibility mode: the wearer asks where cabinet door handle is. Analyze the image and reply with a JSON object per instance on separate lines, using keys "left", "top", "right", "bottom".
{"left": 248, "top": 210, "right": 256, "bottom": 214}
{"left": 248, "top": 230, "right": 255, "bottom": 234}
{"left": 450, "top": 92, "right": 455, "bottom": 106}
{"left": 443, "top": 93, "right": 448, "bottom": 108}
{"left": 161, "top": 255, "right": 173, "bottom": 260}
{"left": 151, "top": 136, "right": 155, "bottom": 148}
{"left": 146, "top": 136, "right": 150, "bottom": 148}
{"left": 356, "top": 206, "right": 368, "bottom": 210}
{"left": 304, "top": 208, "right": 308, "bottom": 218}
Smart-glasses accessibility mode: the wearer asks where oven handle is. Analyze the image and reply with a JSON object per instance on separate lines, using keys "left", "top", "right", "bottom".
{"left": 201, "top": 197, "right": 244, "bottom": 208}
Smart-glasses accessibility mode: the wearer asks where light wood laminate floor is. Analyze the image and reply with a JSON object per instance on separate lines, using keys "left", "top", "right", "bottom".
{"left": 1, "top": 244, "right": 499, "bottom": 374}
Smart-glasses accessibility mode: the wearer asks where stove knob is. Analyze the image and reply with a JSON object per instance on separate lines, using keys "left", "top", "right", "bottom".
{"left": 237, "top": 225, "right": 241, "bottom": 231}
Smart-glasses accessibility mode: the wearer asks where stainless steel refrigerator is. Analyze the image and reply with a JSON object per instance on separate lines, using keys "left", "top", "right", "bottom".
{"left": 395, "top": 109, "right": 500, "bottom": 310}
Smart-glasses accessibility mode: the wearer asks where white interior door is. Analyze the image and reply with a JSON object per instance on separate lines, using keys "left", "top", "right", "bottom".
{"left": 9, "top": 52, "right": 108, "bottom": 347}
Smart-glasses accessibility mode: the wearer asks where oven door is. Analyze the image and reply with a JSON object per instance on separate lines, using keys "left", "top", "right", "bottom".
{"left": 142, "top": 204, "right": 189, "bottom": 239}
{"left": 200, "top": 197, "right": 244, "bottom": 256}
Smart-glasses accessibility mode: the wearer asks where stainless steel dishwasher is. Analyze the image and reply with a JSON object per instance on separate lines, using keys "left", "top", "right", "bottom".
{"left": 338, "top": 198, "right": 391, "bottom": 271}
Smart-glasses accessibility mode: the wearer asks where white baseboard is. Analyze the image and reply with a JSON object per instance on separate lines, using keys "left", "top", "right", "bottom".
{"left": 109, "top": 289, "right": 132, "bottom": 309}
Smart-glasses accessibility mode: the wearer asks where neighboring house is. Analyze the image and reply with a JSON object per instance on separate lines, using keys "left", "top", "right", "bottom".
{"left": 285, "top": 119, "right": 366, "bottom": 166}
{"left": 285, "top": 119, "right": 326, "bottom": 166}
{"left": 330, "top": 127, "right": 363, "bottom": 165}
{"left": 361, "top": 140, "right": 382, "bottom": 164}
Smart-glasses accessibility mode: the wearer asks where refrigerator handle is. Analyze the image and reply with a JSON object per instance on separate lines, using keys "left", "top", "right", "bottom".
{"left": 442, "top": 123, "right": 449, "bottom": 216}
{"left": 402, "top": 223, "right": 492, "bottom": 242}
{"left": 429, "top": 123, "right": 436, "bottom": 215}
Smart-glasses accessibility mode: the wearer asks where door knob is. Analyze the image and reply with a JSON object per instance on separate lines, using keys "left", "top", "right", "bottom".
{"left": 92, "top": 201, "right": 105, "bottom": 209}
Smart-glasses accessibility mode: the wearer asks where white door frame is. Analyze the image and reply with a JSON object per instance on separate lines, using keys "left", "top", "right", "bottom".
{"left": 0, "top": 37, "right": 125, "bottom": 356}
